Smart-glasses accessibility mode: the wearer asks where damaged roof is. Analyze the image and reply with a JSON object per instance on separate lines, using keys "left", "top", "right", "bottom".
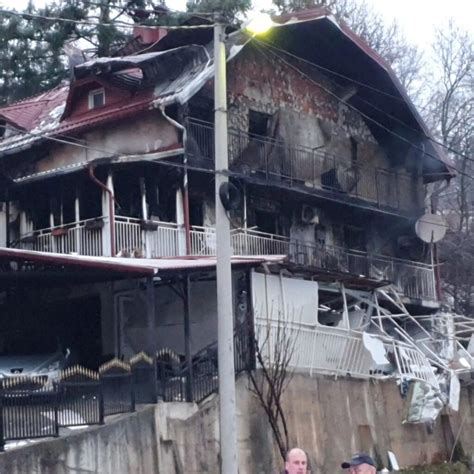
{"left": 0, "top": 45, "right": 211, "bottom": 156}
{"left": 0, "top": 248, "right": 285, "bottom": 285}
{"left": 0, "top": 9, "right": 451, "bottom": 179}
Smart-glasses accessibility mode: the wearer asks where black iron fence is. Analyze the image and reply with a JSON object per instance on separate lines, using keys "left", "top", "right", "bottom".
{"left": 57, "top": 367, "right": 102, "bottom": 427}
{"left": 0, "top": 377, "right": 58, "bottom": 447}
{"left": 158, "top": 322, "right": 254, "bottom": 403}
{"left": 0, "top": 325, "right": 254, "bottom": 450}
{"left": 185, "top": 118, "right": 423, "bottom": 215}
{"left": 0, "top": 361, "right": 137, "bottom": 450}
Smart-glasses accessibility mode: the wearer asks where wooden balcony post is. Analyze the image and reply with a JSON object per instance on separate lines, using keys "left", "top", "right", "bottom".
{"left": 101, "top": 172, "right": 114, "bottom": 257}
{"left": 75, "top": 188, "right": 81, "bottom": 255}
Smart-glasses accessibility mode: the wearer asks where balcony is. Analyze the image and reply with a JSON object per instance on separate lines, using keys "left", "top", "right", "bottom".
{"left": 255, "top": 318, "right": 440, "bottom": 389}
{"left": 14, "top": 218, "right": 436, "bottom": 301}
{"left": 185, "top": 119, "right": 423, "bottom": 216}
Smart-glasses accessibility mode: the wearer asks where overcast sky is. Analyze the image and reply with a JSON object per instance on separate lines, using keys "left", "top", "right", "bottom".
{"left": 2, "top": 0, "right": 473, "bottom": 50}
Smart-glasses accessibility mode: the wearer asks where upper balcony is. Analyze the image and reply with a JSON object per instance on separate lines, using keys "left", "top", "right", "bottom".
{"left": 185, "top": 119, "right": 424, "bottom": 217}
{"left": 13, "top": 218, "right": 437, "bottom": 302}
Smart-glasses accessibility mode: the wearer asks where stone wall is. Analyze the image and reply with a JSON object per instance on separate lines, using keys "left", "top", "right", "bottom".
{"left": 0, "top": 406, "right": 159, "bottom": 474}
{"left": 0, "top": 376, "right": 471, "bottom": 474}
{"left": 166, "top": 374, "right": 473, "bottom": 473}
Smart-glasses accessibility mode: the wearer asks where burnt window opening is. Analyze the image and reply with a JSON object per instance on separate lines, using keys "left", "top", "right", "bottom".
{"left": 189, "top": 196, "right": 204, "bottom": 226}
{"left": 57, "top": 181, "right": 75, "bottom": 225}
{"left": 248, "top": 110, "right": 270, "bottom": 137}
{"left": 344, "top": 226, "right": 366, "bottom": 251}
{"left": 145, "top": 177, "right": 160, "bottom": 219}
{"left": 80, "top": 180, "right": 102, "bottom": 220}
{"left": 88, "top": 88, "right": 105, "bottom": 110}
{"left": 255, "top": 210, "right": 277, "bottom": 235}
{"left": 318, "top": 292, "right": 344, "bottom": 327}
{"left": 315, "top": 225, "right": 327, "bottom": 247}
{"left": 188, "top": 97, "right": 214, "bottom": 124}
{"left": 114, "top": 172, "right": 141, "bottom": 218}
{"left": 350, "top": 137, "right": 358, "bottom": 163}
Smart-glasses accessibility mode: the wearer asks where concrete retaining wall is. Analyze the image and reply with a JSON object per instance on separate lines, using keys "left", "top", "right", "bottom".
{"left": 0, "top": 406, "right": 159, "bottom": 474}
{"left": 0, "top": 376, "right": 471, "bottom": 474}
{"left": 165, "top": 375, "right": 473, "bottom": 473}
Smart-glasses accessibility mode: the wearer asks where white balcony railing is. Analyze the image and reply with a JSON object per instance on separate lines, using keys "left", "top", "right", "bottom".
{"left": 14, "top": 220, "right": 436, "bottom": 300}
{"left": 16, "top": 217, "right": 104, "bottom": 256}
{"left": 255, "top": 319, "right": 439, "bottom": 389}
{"left": 115, "top": 216, "right": 184, "bottom": 258}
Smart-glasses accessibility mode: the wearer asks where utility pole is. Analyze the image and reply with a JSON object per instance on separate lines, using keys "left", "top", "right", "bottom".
{"left": 214, "top": 18, "right": 238, "bottom": 474}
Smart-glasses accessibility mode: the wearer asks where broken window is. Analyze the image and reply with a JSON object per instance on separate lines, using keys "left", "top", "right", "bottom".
{"left": 318, "top": 291, "right": 345, "bottom": 327}
{"left": 248, "top": 110, "right": 270, "bottom": 137}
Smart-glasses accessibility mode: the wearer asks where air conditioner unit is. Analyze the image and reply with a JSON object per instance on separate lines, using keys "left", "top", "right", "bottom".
{"left": 301, "top": 205, "right": 319, "bottom": 224}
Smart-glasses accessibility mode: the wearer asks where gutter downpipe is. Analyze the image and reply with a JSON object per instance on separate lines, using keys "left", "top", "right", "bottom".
{"left": 5, "top": 187, "right": 10, "bottom": 248}
{"left": 87, "top": 164, "right": 116, "bottom": 256}
{"left": 159, "top": 105, "right": 191, "bottom": 255}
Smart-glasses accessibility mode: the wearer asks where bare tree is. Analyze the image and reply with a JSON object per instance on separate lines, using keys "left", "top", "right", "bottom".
{"left": 423, "top": 22, "right": 474, "bottom": 315}
{"left": 426, "top": 22, "right": 474, "bottom": 231}
{"left": 272, "top": 0, "right": 425, "bottom": 99}
{"left": 246, "top": 316, "right": 298, "bottom": 462}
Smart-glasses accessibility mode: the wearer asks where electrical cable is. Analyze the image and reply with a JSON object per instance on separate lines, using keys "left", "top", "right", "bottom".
{"left": 252, "top": 40, "right": 473, "bottom": 180}
{"left": 0, "top": 8, "right": 217, "bottom": 30}
{"left": 252, "top": 37, "right": 473, "bottom": 163}
{"left": 0, "top": 124, "right": 431, "bottom": 221}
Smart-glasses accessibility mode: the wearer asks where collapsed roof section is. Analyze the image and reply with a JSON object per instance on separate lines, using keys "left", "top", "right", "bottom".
{"left": 0, "top": 7, "right": 452, "bottom": 181}
{"left": 0, "top": 45, "right": 212, "bottom": 156}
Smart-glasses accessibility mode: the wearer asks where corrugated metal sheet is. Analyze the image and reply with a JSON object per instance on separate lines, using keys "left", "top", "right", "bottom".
{"left": 0, "top": 247, "right": 285, "bottom": 275}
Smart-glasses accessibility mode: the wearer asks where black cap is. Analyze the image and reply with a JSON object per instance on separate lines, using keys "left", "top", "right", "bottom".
{"left": 341, "top": 453, "right": 375, "bottom": 469}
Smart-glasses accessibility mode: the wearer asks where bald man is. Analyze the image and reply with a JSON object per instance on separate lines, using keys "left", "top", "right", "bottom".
{"left": 285, "top": 448, "right": 309, "bottom": 474}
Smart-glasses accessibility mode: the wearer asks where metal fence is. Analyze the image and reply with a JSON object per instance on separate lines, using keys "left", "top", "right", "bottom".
{"left": 16, "top": 217, "right": 104, "bottom": 256}
{"left": 0, "top": 357, "right": 149, "bottom": 450}
{"left": 185, "top": 118, "right": 423, "bottom": 215}
{"left": 57, "top": 367, "right": 103, "bottom": 427}
{"left": 0, "top": 377, "right": 58, "bottom": 449}
{"left": 158, "top": 323, "right": 254, "bottom": 403}
{"left": 99, "top": 359, "right": 135, "bottom": 416}
{"left": 0, "top": 333, "right": 253, "bottom": 449}
{"left": 254, "top": 318, "right": 440, "bottom": 390}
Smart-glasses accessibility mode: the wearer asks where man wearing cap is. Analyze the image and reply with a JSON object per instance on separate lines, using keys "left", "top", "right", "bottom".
{"left": 341, "top": 453, "right": 376, "bottom": 473}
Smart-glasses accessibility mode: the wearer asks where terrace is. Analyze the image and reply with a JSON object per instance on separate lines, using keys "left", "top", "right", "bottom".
{"left": 15, "top": 220, "right": 436, "bottom": 301}
{"left": 185, "top": 119, "right": 424, "bottom": 217}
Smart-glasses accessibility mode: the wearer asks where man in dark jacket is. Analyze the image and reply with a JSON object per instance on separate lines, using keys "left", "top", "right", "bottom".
{"left": 341, "top": 453, "right": 376, "bottom": 474}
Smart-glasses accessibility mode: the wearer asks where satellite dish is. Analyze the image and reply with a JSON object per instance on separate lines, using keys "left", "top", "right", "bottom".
{"left": 415, "top": 213, "right": 447, "bottom": 243}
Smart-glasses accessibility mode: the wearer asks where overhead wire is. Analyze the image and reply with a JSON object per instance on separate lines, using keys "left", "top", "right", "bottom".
{"left": 0, "top": 16, "right": 471, "bottom": 181}
{"left": 251, "top": 39, "right": 474, "bottom": 180}
{"left": 4, "top": 7, "right": 470, "bottom": 164}
{"left": 0, "top": 8, "right": 217, "bottom": 30}
{"left": 0, "top": 124, "right": 433, "bottom": 221}
{"left": 252, "top": 37, "right": 473, "bottom": 163}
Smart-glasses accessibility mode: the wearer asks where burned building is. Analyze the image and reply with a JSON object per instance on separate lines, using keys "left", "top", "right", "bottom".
{"left": 0, "top": 8, "right": 471, "bottom": 427}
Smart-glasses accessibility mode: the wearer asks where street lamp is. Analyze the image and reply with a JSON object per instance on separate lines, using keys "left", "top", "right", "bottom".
{"left": 214, "top": 12, "right": 273, "bottom": 474}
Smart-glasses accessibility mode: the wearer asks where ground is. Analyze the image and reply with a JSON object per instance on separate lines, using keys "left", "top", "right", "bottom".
{"left": 399, "top": 462, "right": 470, "bottom": 473}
